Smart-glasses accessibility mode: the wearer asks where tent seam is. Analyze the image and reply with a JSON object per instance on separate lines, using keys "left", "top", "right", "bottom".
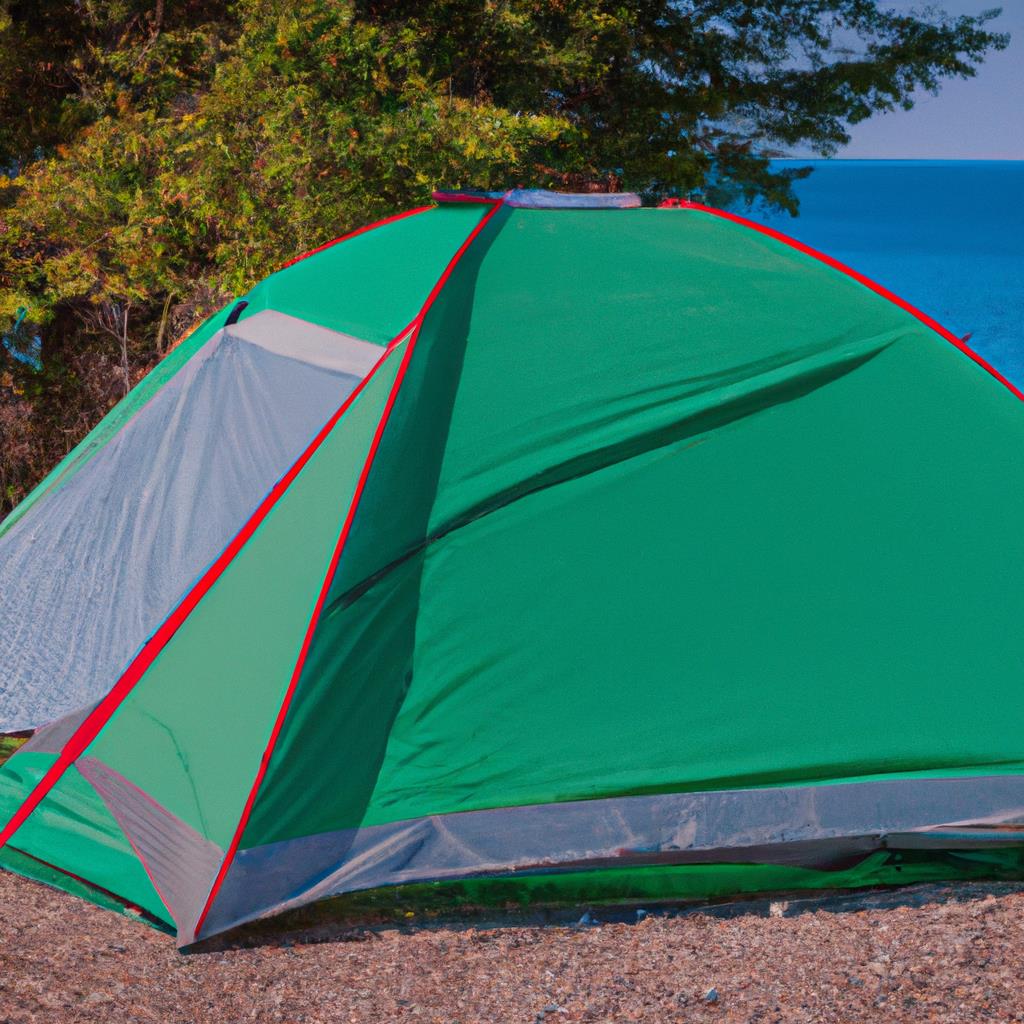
{"left": 4, "top": 843, "right": 174, "bottom": 932}
{"left": 668, "top": 201, "right": 1024, "bottom": 403}
{"left": 325, "top": 336, "right": 898, "bottom": 614}
{"left": 189, "top": 195, "right": 508, "bottom": 943}
{"left": 279, "top": 206, "right": 433, "bottom": 269}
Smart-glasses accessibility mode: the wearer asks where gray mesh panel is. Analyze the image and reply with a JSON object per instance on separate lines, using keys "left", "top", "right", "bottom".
{"left": 0, "top": 312, "right": 376, "bottom": 731}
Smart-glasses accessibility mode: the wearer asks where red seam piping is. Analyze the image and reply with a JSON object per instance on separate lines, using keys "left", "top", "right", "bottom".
{"left": 190, "top": 196, "right": 506, "bottom": 943}
{"left": 280, "top": 206, "right": 433, "bottom": 269}
{"left": 0, "top": 340, "right": 404, "bottom": 856}
{"left": 6, "top": 844, "right": 172, "bottom": 932}
{"left": 665, "top": 200, "right": 1024, "bottom": 403}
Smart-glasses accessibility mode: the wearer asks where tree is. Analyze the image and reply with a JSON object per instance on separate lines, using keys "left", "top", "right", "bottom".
{"left": 0, "top": 0, "right": 1009, "bottom": 513}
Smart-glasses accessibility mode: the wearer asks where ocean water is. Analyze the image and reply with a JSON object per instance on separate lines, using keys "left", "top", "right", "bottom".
{"left": 752, "top": 160, "right": 1024, "bottom": 388}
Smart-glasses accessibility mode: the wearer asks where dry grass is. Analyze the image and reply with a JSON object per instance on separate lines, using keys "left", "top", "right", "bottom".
{"left": 3, "top": 869, "right": 1024, "bottom": 1023}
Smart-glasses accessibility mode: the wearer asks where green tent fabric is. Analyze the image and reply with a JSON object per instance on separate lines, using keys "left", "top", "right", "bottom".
{"left": 2, "top": 189, "right": 1024, "bottom": 947}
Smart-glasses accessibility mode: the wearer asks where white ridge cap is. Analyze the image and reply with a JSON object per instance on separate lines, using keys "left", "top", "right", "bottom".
{"left": 432, "top": 189, "right": 642, "bottom": 209}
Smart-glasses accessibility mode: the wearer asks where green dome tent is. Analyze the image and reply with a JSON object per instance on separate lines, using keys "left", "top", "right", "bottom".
{"left": 2, "top": 189, "right": 1024, "bottom": 947}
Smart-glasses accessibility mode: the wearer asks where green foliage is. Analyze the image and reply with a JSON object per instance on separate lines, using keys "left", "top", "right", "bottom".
{"left": 0, "top": 0, "right": 1008, "bottom": 514}
{"left": 0, "top": 735, "right": 25, "bottom": 766}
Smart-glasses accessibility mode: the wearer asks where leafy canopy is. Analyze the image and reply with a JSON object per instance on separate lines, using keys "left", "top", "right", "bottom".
{"left": 0, "top": 0, "right": 1008, "bottom": 512}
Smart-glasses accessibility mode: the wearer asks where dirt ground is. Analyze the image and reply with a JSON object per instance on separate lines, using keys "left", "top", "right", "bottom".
{"left": 3, "top": 870, "right": 1024, "bottom": 1023}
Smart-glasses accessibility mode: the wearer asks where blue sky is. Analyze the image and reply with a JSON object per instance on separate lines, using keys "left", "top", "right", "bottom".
{"left": 809, "top": 2, "right": 1022, "bottom": 159}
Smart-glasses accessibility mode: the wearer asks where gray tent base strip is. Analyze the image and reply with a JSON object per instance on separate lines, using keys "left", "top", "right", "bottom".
{"left": 177, "top": 773, "right": 1024, "bottom": 943}
{"left": 0, "top": 311, "right": 382, "bottom": 732}
{"left": 18, "top": 742, "right": 1022, "bottom": 944}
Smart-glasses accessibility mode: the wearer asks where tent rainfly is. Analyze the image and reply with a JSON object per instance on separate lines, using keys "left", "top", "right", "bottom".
{"left": 2, "top": 190, "right": 1024, "bottom": 948}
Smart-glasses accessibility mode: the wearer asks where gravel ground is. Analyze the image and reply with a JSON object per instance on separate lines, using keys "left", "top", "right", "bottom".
{"left": 3, "top": 870, "right": 1024, "bottom": 1023}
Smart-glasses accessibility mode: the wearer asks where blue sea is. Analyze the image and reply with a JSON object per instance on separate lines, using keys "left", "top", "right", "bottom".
{"left": 753, "top": 160, "right": 1024, "bottom": 388}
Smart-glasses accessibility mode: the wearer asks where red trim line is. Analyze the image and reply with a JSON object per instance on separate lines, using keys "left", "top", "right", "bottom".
{"left": 0, "top": 342, "right": 402, "bottom": 855}
{"left": 663, "top": 200, "right": 1024, "bottom": 403}
{"left": 6, "top": 844, "right": 172, "bottom": 932}
{"left": 280, "top": 206, "right": 433, "bottom": 269}
{"left": 190, "top": 196, "right": 506, "bottom": 943}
